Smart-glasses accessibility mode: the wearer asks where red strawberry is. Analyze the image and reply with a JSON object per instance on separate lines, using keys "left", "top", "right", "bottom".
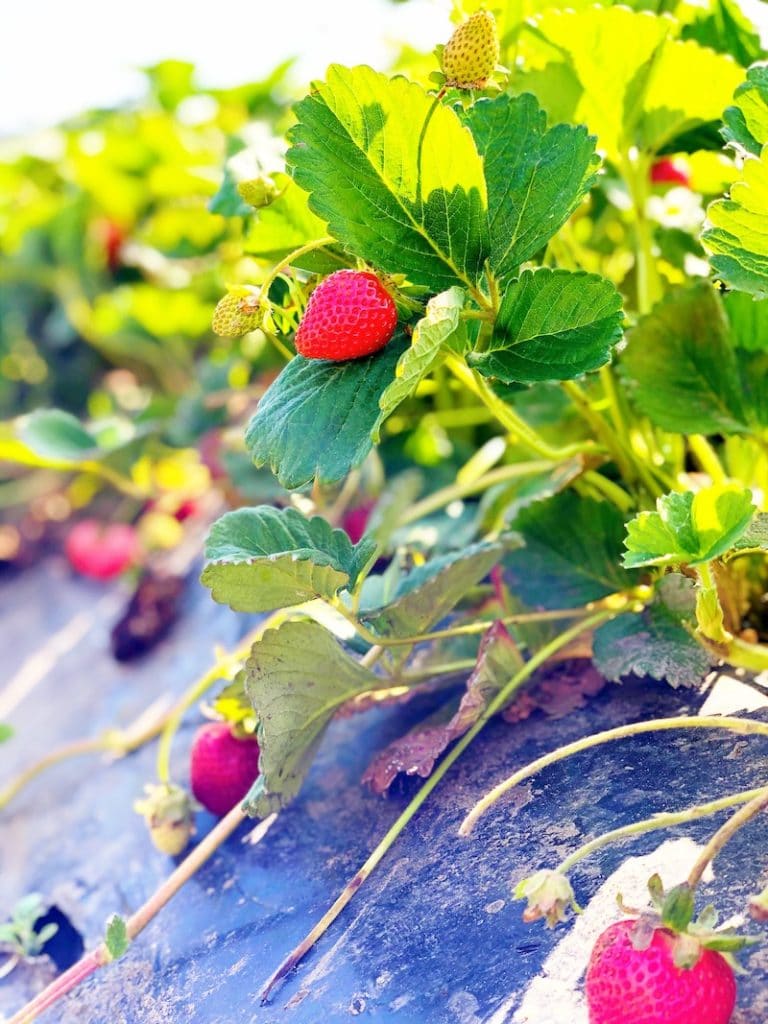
{"left": 97, "top": 219, "right": 125, "bottom": 271}
{"left": 65, "top": 520, "right": 140, "bottom": 580}
{"left": 650, "top": 158, "right": 690, "bottom": 187}
{"left": 585, "top": 919, "right": 736, "bottom": 1024}
{"left": 342, "top": 500, "right": 375, "bottom": 544}
{"left": 295, "top": 270, "right": 398, "bottom": 361}
{"left": 190, "top": 722, "right": 260, "bottom": 816}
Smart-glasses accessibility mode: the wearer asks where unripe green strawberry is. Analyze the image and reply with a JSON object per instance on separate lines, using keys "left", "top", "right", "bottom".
{"left": 134, "top": 783, "right": 197, "bottom": 856}
{"left": 236, "top": 174, "right": 282, "bottom": 209}
{"left": 295, "top": 269, "right": 398, "bottom": 361}
{"left": 212, "top": 288, "right": 263, "bottom": 338}
{"left": 440, "top": 11, "right": 499, "bottom": 89}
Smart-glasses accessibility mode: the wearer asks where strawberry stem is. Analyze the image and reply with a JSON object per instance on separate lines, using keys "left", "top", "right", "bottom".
{"left": 259, "top": 609, "right": 616, "bottom": 1003}
{"left": 6, "top": 809, "right": 277, "bottom": 1023}
{"left": 459, "top": 716, "right": 768, "bottom": 837}
{"left": 256, "top": 236, "right": 336, "bottom": 306}
{"left": 445, "top": 355, "right": 603, "bottom": 462}
{"left": 0, "top": 614, "right": 286, "bottom": 813}
{"left": 687, "top": 786, "right": 768, "bottom": 890}
{"left": 557, "top": 785, "right": 768, "bottom": 876}
{"left": 398, "top": 458, "right": 555, "bottom": 525}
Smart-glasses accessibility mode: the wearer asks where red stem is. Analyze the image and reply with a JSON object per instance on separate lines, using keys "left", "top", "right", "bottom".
{"left": 8, "top": 949, "right": 106, "bottom": 1024}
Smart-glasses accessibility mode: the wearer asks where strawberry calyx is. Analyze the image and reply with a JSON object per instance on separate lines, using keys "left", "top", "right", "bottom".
{"left": 514, "top": 869, "right": 581, "bottom": 927}
{"left": 620, "top": 875, "right": 757, "bottom": 971}
{"left": 133, "top": 782, "right": 199, "bottom": 856}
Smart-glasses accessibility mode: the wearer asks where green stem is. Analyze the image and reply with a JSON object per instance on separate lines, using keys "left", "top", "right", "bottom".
{"left": 259, "top": 609, "right": 616, "bottom": 1003}
{"left": 695, "top": 561, "right": 731, "bottom": 646}
{"left": 561, "top": 380, "right": 633, "bottom": 479}
{"left": 689, "top": 435, "right": 727, "bottom": 484}
{"left": 459, "top": 715, "right": 768, "bottom": 837}
{"left": 399, "top": 459, "right": 555, "bottom": 526}
{"left": 258, "top": 237, "right": 336, "bottom": 302}
{"left": 581, "top": 471, "right": 635, "bottom": 513}
{"left": 721, "top": 635, "right": 768, "bottom": 672}
{"left": 398, "top": 658, "right": 480, "bottom": 683}
{"left": 599, "top": 365, "right": 627, "bottom": 438}
{"left": 558, "top": 785, "right": 768, "bottom": 875}
{"left": 0, "top": 738, "right": 107, "bottom": 811}
{"left": 687, "top": 787, "right": 768, "bottom": 889}
{"left": 622, "top": 153, "right": 660, "bottom": 315}
{"left": 446, "top": 356, "right": 601, "bottom": 461}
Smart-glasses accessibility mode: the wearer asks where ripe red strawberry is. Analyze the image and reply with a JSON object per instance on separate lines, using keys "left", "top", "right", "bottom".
{"left": 440, "top": 11, "right": 500, "bottom": 89}
{"left": 65, "top": 520, "right": 140, "bottom": 580}
{"left": 294, "top": 270, "right": 398, "bottom": 361}
{"left": 650, "top": 158, "right": 691, "bottom": 187}
{"left": 98, "top": 219, "right": 125, "bottom": 271}
{"left": 342, "top": 500, "right": 375, "bottom": 544}
{"left": 190, "top": 722, "right": 260, "bottom": 816}
{"left": 585, "top": 919, "right": 736, "bottom": 1024}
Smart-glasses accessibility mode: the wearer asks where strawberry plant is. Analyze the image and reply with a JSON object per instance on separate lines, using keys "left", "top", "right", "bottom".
{"left": 7, "top": 1, "right": 768, "bottom": 1021}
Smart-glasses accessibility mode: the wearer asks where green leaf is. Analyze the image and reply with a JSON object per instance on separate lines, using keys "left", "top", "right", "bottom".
{"left": 287, "top": 65, "right": 489, "bottom": 291}
{"left": 593, "top": 574, "right": 714, "bottom": 688}
{"left": 703, "top": 148, "right": 768, "bottom": 297}
{"left": 245, "top": 333, "right": 407, "bottom": 490}
{"left": 634, "top": 37, "right": 744, "bottom": 154}
{"left": 0, "top": 723, "right": 13, "bottom": 743}
{"left": 620, "top": 283, "right": 757, "bottom": 434}
{"left": 17, "top": 409, "right": 99, "bottom": 462}
{"left": 104, "top": 914, "right": 130, "bottom": 962}
{"left": 464, "top": 93, "right": 599, "bottom": 280}
{"left": 681, "top": 0, "right": 764, "bottom": 69}
{"left": 731, "top": 512, "right": 768, "bottom": 553}
{"left": 504, "top": 492, "right": 635, "bottom": 608}
{"left": 201, "top": 506, "right": 374, "bottom": 613}
{"left": 373, "top": 287, "right": 466, "bottom": 439}
{"left": 469, "top": 269, "right": 623, "bottom": 384}
{"left": 244, "top": 620, "right": 387, "bottom": 815}
{"left": 623, "top": 485, "right": 756, "bottom": 568}
{"left": 362, "top": 541, "right": 504, "bottom": 636}
{"left": 722, "top": 290, "right": 768, "bottom": 352}
{"left": 209, "top": 164, "right": 252, "bottom": 218}
{"left": 723, "top": 66, "right": 768, "bottom": 156}
{"left": 527, "top": 6, "right": 742, "bottom": 159}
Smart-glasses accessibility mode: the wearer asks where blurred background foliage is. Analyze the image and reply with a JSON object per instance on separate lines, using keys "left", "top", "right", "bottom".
{"left": 0, "top": 0, "right": 765, "bottom": 579}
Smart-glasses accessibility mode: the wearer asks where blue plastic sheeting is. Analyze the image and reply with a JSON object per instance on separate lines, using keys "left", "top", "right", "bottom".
{"left": 2, "top": 561, "right": 768, "bottom": 1022}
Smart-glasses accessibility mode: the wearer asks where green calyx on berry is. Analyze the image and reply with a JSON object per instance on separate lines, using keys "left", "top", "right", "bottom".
{"left": 514, "top": 869, "right": 581, "bottom": 927}
{"left": 622, "top": 875, "right": 756, "bottom": 971}
{"left": 439, "top": 11, "right": 500, "bottom": 90}
{"left": 212, "top": 286, "right": 264, "bottom": 338}
{"left": 133, "top": 782, "right": 199, "bottom": 856}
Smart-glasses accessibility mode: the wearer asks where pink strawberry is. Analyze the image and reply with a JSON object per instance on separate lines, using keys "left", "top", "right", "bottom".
{"left": 342, "top": 500, "right": 375, "bottom": 544}
{"left": 65, "top": 520, "right": 140, "bottom": 580}
{"left": 190, "top": 722, "right": 260, "bottom": 816}
{"left": 650, "top": 158, "right": 690, "bottom": 187}
{"left": 586, "top": 919, "right": 736, "bottom": 1024}
{"left": 295, "top": 270, "right": 397, "bottom": 361}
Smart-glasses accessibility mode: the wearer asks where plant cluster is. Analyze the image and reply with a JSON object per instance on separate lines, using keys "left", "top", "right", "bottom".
{"left": 5, "top": 0, "right": 768, "bottom": 1020}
